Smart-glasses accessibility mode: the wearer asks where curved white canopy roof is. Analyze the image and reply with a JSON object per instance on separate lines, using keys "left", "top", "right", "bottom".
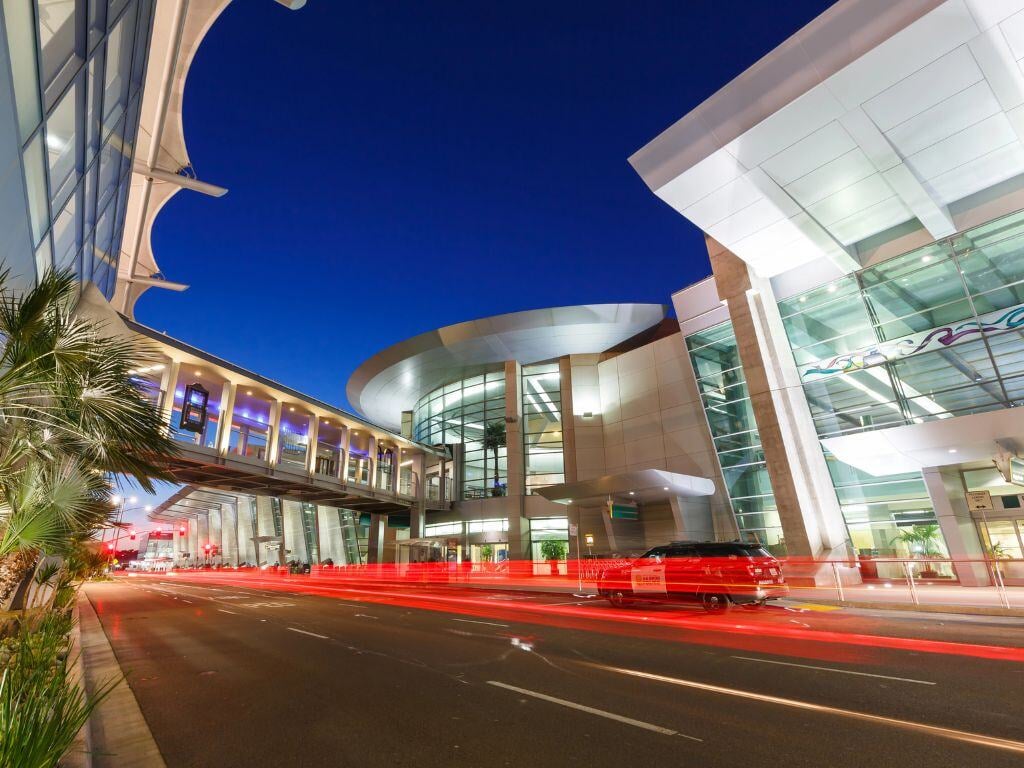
{"left": 631, "top": 0, "right": 1024, "bottom": 278}
{"left": 347, "top": 303, "right": 666, "bottom": 429}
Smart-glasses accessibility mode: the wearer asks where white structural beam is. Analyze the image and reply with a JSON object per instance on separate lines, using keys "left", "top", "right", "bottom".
{"left": 837, "top": 107, "right": 955, "bottom": 239}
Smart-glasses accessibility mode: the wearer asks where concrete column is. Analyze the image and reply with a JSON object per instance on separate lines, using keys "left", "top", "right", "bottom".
{"left": 558, "top": 357, "right": 578, "bottom": 483}
{"left": 158, "top": 360, "right": 181, "bottom": 430}
{"left": 216, "top": 381, "right": 237, "bottom": 455}
{"left": 410, "top": 452, "right": 426, "bottom": 539}
{"left": 438, "top": 457, "right": 448, "bottom": 504}
{"left": 391, "top": 446, "right": 401, "bottom": 495}
{"left": 338, "top": 426, "right": 351, "bottom": 482}
{"left": 317, "top": 506, "right": 345, "bottom": 564}
{"left": 709, "top": 239, "right": 850, "bottom": 579}
{"left": 367, "top": 512, "right": 387, "bottom": 564}
{"left": 669, "top": 496, "right": 715, "bottom": 541}
{"left": 185, "top": 519, "right": 197, "bottom": 565}
{"left": 306, "top": 413, "right": 320, "bottom": 475}
{"left": 922, "top": 467, "right": 991, "bottom": 586}
{"left": 504, "top": 361, "right": 524, "bottom": 497}
{"left": 282, "top": 500, "right": 306, "bottom": 562}
{"left": 367, "top": 436, "right": 377, "bottom": 487}
{"left": 197, "top": 514, "right": 209, "bottom": 562}
{"left": 266, "top": 399, "right": 282, "bottom": 466}
{"left": 504, "top": 361, "right": 530, "bottom": 560}
{"left": 221, "top": 501, "right": 238, "bottom": 566}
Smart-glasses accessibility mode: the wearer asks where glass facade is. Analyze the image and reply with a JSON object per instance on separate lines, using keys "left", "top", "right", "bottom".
{"left": 685, "top": 322, "right": 785, "bottom": 554}
{"left": 413, "top": 371, "right": 507, "bottom": 499}
{"left": 779, "top": 209, "right": 1024, "bottom": 439}
{"left": 521, "top": 363, "right": 564, "bottom": 494}
{"left": 1, "top": 0, "right": 154, "bottom": 296}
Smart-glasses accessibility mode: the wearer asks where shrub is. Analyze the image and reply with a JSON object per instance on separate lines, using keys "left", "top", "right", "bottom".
{"left": 0, "top": 612, "right": 115, "bottom": 768}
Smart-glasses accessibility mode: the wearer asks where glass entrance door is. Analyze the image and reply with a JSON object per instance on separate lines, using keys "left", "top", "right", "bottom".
{"left": 979, "top": 519, "right": 1024, "bottom": 585}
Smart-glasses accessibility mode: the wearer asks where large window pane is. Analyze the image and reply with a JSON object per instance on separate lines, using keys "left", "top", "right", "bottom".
{"left": 46, "top": 77, "right": 81, "bottom": 209}
{"left": 3, "top": 0, "right": 42, "bottom": 139}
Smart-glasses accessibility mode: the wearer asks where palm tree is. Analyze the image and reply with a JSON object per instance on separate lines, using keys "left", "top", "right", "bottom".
{"left": 0, "top": 270, "right": 178, "bottom": 607}
{"left": 482, "top": 421, "right": 506, "bottom": 496}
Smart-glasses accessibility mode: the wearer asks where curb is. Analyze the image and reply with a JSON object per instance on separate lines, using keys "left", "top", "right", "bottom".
{"left": 59, "top": 604, "right": 92, "bottom": 768}
{"left": 78, "top": 589, "right": 167, "bottom": 768}
{"left": 787, "top": 597, "right": 1024, "bottom": 618}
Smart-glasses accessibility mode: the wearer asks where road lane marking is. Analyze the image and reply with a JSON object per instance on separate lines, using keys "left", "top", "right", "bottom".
{"left": 181, "top": 599, "right": 193, "bottom": 604}
{"left": 287, "top": 627, "right": 329, "bottom": 639}
{"left": 218, "top": 609, "right": 238, "bottom": 615}
{"left": 730, "top": 656, "right": 935, "bottom": 685}
{"left": 452, "top": 619, "right": 510, "bottom": 628}
{"left": 355, "top": 614, "right": 379, "bottom": 620}
{"left": 587, "top": 664, "right": 1024, "bottom": 754}
{"left": 486, "top": 681, "right": 698, "bottom": 740}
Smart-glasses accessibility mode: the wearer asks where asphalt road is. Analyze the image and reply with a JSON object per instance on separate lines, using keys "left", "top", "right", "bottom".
{"left": 85, "top": 574, "right": 1024, "bottom": 768}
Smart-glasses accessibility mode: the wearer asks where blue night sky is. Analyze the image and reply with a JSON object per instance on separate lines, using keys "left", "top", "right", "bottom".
{"left": 135, "top": 0, "right": 834, "bottom": 413}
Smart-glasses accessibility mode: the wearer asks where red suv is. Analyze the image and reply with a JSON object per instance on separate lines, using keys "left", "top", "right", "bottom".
{"left": 597, "top": 541, "right": 788, "bottom": 611}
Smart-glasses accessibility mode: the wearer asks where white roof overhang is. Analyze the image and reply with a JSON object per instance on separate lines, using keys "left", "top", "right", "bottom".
{"left": 536, "top": 469, "right": 715, "bottom": 506}
{"left": 821, "top": 407, "right": 1024, "bottom": 475}
{"left": 347, "top": 304, "right": 666, "bottom": 429}
{"left": 631, "top": 0, "right": 1024, "bottom": 277}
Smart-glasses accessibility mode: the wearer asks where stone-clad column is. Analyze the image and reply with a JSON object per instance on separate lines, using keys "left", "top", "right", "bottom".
{"left": 709, "top": 238, "right": 850, "bottom": 577}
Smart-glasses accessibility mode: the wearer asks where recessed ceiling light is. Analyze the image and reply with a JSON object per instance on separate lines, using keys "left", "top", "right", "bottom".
{"left": 246, "top": 390, "right": 253, "bottom": 396}
{"left": 628, "top": 491, "right": 635, "bottom": 496}
{"left": 289, "top": 406, "right": 295, "bottom": 412}
{"left": 921, "top": 255, "right": 932, "bottom": 263}
{"left": 194, "top": 370, "right": 202, "bottom": 376}
{"left": 827, "top": 284, "right": 837, "bottom": 293}
{"left": 663, "top": 486, "right": 669, "bottom": 491}
{"left": 948, "top": 448, "right": 957, "bottom": 454}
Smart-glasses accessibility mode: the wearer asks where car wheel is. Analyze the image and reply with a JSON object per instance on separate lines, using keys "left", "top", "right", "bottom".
{"left": 701, "top": 592, "right": 730, "bottom": 613}
{"left": 608, "top": 590, "right": 632, "bottom": 608}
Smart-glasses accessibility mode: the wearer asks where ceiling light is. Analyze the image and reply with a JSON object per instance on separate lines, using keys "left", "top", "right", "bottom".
{"left": 827, "top": 284, "right": 837, "bottom": 293}
{"left": 948, "top": 448, "right": 957, "bottom": 454}
{"left": 921, "top": 255, "right": 932, "bottom": 263}
{"left": 194, "top": 370, "right": 202, "bottom": 376}
{"left": 799, "top": 296, "right": 807, "bottom": 303}
{"left": 663, "top": 486, "right": 669, "bottom": 491}
{"left": 628, "top": 491, "right": 635, "bottom": 496}
{"left": 246, "top": 390, "right": 253, "bottom": 396}
{"left": 289, "top": 406, "right": 295, "bottom": 412}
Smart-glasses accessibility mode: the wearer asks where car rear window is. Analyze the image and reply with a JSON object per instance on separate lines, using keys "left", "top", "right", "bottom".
{"left": 695, "top": 543, "right": 772, "bottom": 558}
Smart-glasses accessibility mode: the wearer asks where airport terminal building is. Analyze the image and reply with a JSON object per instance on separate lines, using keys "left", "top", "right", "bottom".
{"left": 4, "top": 0, "right": 1024, "bottom": 584}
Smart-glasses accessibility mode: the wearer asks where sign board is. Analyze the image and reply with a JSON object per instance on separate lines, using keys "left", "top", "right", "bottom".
{"left": 966, "top": 490, "right": 992, "bottom": 511}
{"left": 1011, "top": 457, "right": 1024, "bottom": 486}
{"left": 179, "top": 383, "right": 209, "bottom": 433}
{"left": 584, "top": 533, "right": 595, "bottom": 547}
{"left": 568, "top": 524, "right": 578, "bottom": 537}
{"left": 607, "top": 500, "right": 639, "bottom": 520}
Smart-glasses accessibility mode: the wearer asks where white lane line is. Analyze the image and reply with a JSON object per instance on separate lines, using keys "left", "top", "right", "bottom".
{"left": 218, "top": 609, "right": 238, "bottom": 615}
{"left": 452, "top": 618, "right": 511, "bottom": 628}
{"left": 486, "top": 681, "right": 699, "bottom": 740}
{"left": 355, "top": 614, "right": 379, "bottom": 620}
{"left": 731, "top": 656, "right": 935, "bottom": 685}
{"left": 587, "top": 664, "right": 1024, "bottom": 754}
{"left": 181, "top": 599, "right": 193, "bottom": 604}
{"left": 287, "top": 627, "right": 329, "bottom": 640}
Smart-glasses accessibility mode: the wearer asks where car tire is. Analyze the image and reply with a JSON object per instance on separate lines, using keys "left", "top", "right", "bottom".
{"left": 701, "top": 592, "right": 731, "bottom": 613}
{"left": 608, "top": 590, "right": 632, "bottom": 608}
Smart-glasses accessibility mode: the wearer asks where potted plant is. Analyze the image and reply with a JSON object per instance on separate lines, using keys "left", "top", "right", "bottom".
{"left": 890, "top": 524, "right": 943, "bottom": 579}
{"left": 540, "top": 540, "right": 567, "bottom": 576}
{"left": 482, "top": 421, "right": 506, "bottom": 497}
{"left": 986, "top": 541, "right": 1011, "bottom": 581}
